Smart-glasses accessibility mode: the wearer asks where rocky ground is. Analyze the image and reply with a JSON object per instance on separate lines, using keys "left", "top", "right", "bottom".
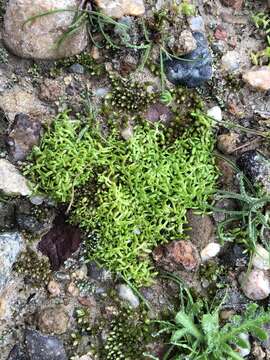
{"left": 0, "top": 0, "right": 270, "bottom": 359}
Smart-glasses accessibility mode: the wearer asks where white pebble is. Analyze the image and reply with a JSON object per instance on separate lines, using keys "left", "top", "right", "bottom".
{"left": 201, "top": 242, "right": 221, "bottom": 262}
{"left": 207, "top": 106, "right": 222, "bottom": 122}
{"left": 117, "top": 284, "right": 140, "bottom": 308}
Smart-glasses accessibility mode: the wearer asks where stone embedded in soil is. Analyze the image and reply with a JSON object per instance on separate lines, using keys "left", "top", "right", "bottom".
{"left": 165, "top": 32, "right": 212, "bottom": 88}
{"left": 47, "top": 280, "right": 61, "bottom": 297}
{"left": 243, "top": 67, "right": 270, "bottom": 91}
{"left": 6, "top": 113, "right": 42, "bottom": 161}
{"left": 0, "top": 85, "right": 52, "bottom": 124}
{"left": 153, "top": 240, "right": 199, "bottom": 271}
{"left": 39, "top": 79, "right": 64, "bottom": 103}
{"left": 117, "top": 284, "right": 140, "bottom": 308}
{"left": 186, "top": 210, "right": 215, "bottom": 251}
{"left": 94, "top": 0, "right": 145, "bottom": 18}
{"left": 200, "top": 243, "right": 221, "bottom": 262}
{"left": 3, "top": 0, "right": 88, "bottom": 60}
{"left": 221, "top": 51, "right": 240, "bottom": 73}
{"left": 236, "top": 150, "right": 270, "bottom": 194}
{"left": 168, "top": 30, "right": 197, "bottom": 56}
{"left": 0, "top": 232, "right": 23, "bottom": 293}
{"left": 240, "top": 269, "right": 270, "bottom": 300}
{"left": 221, "top": 0, "right": 244, "bottom": 10}
{"left": 217, "top": 132, "right": 239, "bottom": 155}
{"left": 252, "top": 245, "right": 270, "bottom": 271}
{"left": 25, "top": 329, "right": 67, "bottom": 360}
{"left": 207, "top": 106, "right": 222, "bottom": 122}
{"left": 0, "top": 201, "right": 15, "bottom": 230}
{"left": 38, "top": 305, "right": 69, "bottom": 335}
{"left": 0, "top": 159, "right": 31, "bottom": 196}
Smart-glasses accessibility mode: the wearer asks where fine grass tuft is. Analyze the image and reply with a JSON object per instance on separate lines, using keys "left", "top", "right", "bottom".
{"left": 24, "top": 111, "right": 218, "bottom": 285}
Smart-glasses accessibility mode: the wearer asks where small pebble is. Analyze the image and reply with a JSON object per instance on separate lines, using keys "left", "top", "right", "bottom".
{"left": 121, "top": 126, "right": 134, "bottom": 140}
{"left": 240, "top": 269, "right": 270, "bottom": 300}
{"left": 67, "top": 282, "right": 80, "bottom": 297}
{"left": 207, "top": 106, "right": 222, "bottom": 122}
{"left": 200, "top": 243, "right": 221, "bottom": 262}
{"left": 217, "top": 132, "right": 239, "bottom": 155}
{"left": 38, "top": 305, "right": 69, "bottom": 335}
{"left": 221, "top": 51, "right": 240, "bottom": 72}
{"left": 252, "top": 245, "right": 270, "bottom": 271}
{"left": 243, "top": 66, "right": 270, "bottom": 91}
{"left": 188, "top": 16, "right": 205, "bottom": 33}
{"left": 47, "top": 280, "right": 61, "bottom": 297}
{"left": 117, "top": 284, "right": 140, "bottom": 308}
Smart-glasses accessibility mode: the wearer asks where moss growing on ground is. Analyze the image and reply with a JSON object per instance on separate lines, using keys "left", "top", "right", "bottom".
{"left": 24, "top": 110, "right": 218, "bottom": 285}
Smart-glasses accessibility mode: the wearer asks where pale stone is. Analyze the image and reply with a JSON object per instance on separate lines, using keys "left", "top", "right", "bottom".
{"left": 221, "top": 51, "right": 240, "bottom": 72}
{"left": 0, "top": 159, "right": 31, "bottom": 196}
{"left": 201, "top": 243, "right": 221, "bottom": 262}
{"left": 243, "top": 67, "right": 270, "bottom": 91}
{"left": 3, "top": 0, "right": 88, "bottom": 60}
{"left": 235, "top": 333, "right": 250, "bottom": 358}
{"left": 117, "top": 284, "right": 140, "bottom": 308}
{"left": 240, "top": 269, "right": 270, "bottom": 300}
{"left": 95, "top": 0, "right": 145, "bottom": 18}
{"left": 38, "top": 305, "right": 69, "bottom": 334}
{"left": 0, "top": 85, "right": 51, "bottom": 123}
{"left": 47, "top": 280, "right": 61, "bottom": 297}
{"left": 207, "top": 106, "right": 222, "bottom": 122}
{"left": 252, "top": 245, "right": 270, "bottom": 271}
{"left": 0, "top": 232, "right": 23, "bottom": 293}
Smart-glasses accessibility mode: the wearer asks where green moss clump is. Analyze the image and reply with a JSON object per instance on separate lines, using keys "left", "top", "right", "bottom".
{"left": 24, "top": 110, "right": 218, "bottom": 285}
{"left": 13, "top": 248, "right": 51, "bottom": 286}
{"left": 107, "top": 75, "right": 156, "bottom": 113}
{"left": 103, "top": 308, "right": 151, "bottom": 360}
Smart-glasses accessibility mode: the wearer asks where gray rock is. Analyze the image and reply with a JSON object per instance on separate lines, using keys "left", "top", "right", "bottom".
{"left": 0, "top": 232, "right": 23, "bottom": 293}
{"left": 25, "top": 329, "right": 67, "bottom": 360}
{"left": 0, "top": 201, "right": 15, "bottom": 230}
{"left": 188, "top": 16, "right": 205, "bottom": 33}
{"left": 236, "top": 150, "right": 270, "bottom": 194}
{"left": 0, "top": 159, "right": 31, "bottom": 196}
{"left": 252, "top": 245, "right": 270, "bottom": 271}
{"left": 165, "top": 32, "right": 212, "bottom": 88}
{"left": 68, "top": 63, "right": 85, "bottom": 74}
{"left": 7, "top": 345, "right": 28, "bottom": 360}
{"left": 6, "top": 113, "right": 42, "bottom": 161}
{"left": 3, "top": 0, "right": 88, "bottom": 60}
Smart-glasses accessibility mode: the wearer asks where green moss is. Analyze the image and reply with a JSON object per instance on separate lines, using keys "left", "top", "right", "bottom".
{"left": 13, "top": 248, "right": 51, "bottom": 286}
{"left": 24, "top": 110, "right": 218, "bottom": 285}
{"left": 107, "top": 75, "right": 156, "bottom": 114}
{"left": 102, "top": 308, "right": 151, "bottom": 360}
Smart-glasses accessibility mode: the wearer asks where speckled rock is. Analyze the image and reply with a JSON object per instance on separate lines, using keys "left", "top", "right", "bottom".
{"left": 0, "top": 201, "right": 15, "bottom": 230}
{"left": 0, "top": 85, "right": 51, "bottom": 123}
{"left": 3, "top": 0, "right": 88, "bottom": 60}
{"left": 7, "top": 345, "right": 28, "bottom": 360}
{"left": 240, "top": 269, "right": 270, "bottom": 300}
{"left": 0, "top": 232, "right": 23, "bottom": 293}
{"left": 217, "top": 132, "right": 239, "bottom": 155}
{"left": 168, "top": 30, "right": 197, "bottom": 56}
{"left": 221, "top": 51, "right": 240, "bottom": 72}
{"left": 38, "top": 305, "right": 69, "bottom": 335}
{"left": 153, "top": 240, "right": 200, "bottom": 271}
{"left": 25, "top": 329, "right": 67, "bottom": 360}
{"left": 186, "top": 210, "right": 215, "bottom": 251}
{"left": 236, "top": 150, "right": 270, "bottom": 194}
{"left": 0, "top": 159, "right": 31, "bottom": 196}
{"left": 95, "top": 0, "right": 145, "bottom": 18}
{"left": 243, "top": 67, "right": 270, "bottom": 91}
{"left": 6, "top": 113, "right": 42, "bottom": 161}
{"left": 165, "top": 32, "right": 212, "bottom": 88}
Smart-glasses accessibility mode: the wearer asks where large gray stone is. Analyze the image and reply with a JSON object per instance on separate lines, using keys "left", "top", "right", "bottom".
{"left": 0, "top": 159, "right": 31, "bottom": 196}
{"left": 3, "top": 0, "right": 88, "bottom": 60}
{"left": 0, "top": 232, "right": 23, "bottom": 293}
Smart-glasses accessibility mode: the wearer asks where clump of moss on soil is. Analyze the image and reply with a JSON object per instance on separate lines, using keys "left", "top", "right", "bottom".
{"left": 24, "top": 110, "right": 218, "bottom": 286}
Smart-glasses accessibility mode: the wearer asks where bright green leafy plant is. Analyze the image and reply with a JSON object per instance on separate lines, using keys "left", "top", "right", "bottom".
{"left": 25, "top": 110, "right": 217, "bottom": 285}
{"left": 155, "top": 283, "right": 270, "bottom": 360}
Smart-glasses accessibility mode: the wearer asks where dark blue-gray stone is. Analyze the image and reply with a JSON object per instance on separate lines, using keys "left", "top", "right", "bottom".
{"left": 7, "top": 345, "right": 28, "bottom": 360}
{"left": 165, "top": 32, "right": 212, "bottom": 88}
{"left": 25, "top": 329, "right": 67, "bottom": 360}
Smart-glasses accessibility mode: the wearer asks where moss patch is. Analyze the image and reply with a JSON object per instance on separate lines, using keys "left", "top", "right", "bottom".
{"left": 24, "top": 111, "right": 218, "bottom": 285}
